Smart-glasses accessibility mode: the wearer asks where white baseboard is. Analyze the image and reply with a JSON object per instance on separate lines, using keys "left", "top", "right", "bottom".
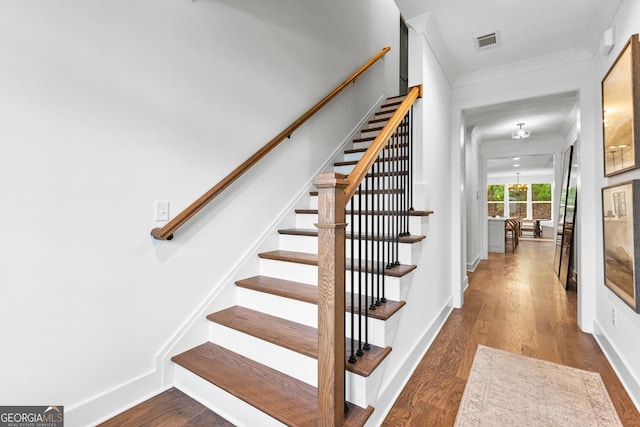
{"left": 593, "top": 321, "right": 640, "bottom": 411}
{"left": 65, "top": 371, "right": 164, "bottom": 427}
{"left": 364, "top": 299, "right": 453, "bottom": 426}
{"left": 466, "top": 253, "right": 480, "bottom": 272}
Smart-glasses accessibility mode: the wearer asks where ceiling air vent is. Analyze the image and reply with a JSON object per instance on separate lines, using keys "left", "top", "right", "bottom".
{"left": 475, "top": 31, "right": 501, "bottom": 51}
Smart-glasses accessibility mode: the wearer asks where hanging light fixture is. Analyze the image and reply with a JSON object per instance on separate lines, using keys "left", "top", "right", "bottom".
{"left": 509, "top": 172, "right": 527, "bottom": 196}
{"left": 511, "top": 122, "right": 531, "bottom": 140}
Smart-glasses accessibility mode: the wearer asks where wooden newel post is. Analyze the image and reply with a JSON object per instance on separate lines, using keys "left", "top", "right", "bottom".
{"left": 314, "top": 172, "right": 348, "bottom": 427}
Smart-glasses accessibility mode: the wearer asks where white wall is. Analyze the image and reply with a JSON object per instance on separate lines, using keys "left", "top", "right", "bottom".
{"left": 591, "top": 0, "right": 640, "bottom": 408}
{"left": 465, "top": 129, "right": 482, "bottom": 270}
{"left": 0, "top": 1, "right": 400, "bottom": 424}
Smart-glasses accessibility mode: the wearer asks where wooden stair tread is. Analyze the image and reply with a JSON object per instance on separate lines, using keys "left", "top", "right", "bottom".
{"left": 236, "top": 275, "right": 406, "bottom": 321}
{"left": 259, "top": 250, "right": 417, "bottom": 277}
{"left": 334, "top": 156, "right": 409, "bottom": 167}
{"left": 296, "top": 208, "right": 434, "bottom": 217}
{"left": 379, "top": 100, "right": 403, "bottom": 108}
{"left": 358, "top": 170, "right": 410, "bottom": 178}
{"left": 344, "top": 142, "right": 409, "bottom": 154}
{"left": 207, "top": 306, "right": 391, "bottom": 376}
{"left": 278, "top": 228, "right": 426, "bottom": 243}
{"left": 236, "top": 275, "right": 317, "bottom": 304}
{"left": 361, "top": 126, "right": 384, "bottom": 134}
{"left": 353, "top": 135, "right": 377, "bottom": 143}
{"left": 172, "top": 342, "right": 374, "bottom": 427}
{"left": 309, "top": 189, "right": 404, "bottom": 196}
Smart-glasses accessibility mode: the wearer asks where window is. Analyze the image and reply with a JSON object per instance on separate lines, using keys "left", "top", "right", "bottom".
{"left": 488, "top": 181, "right": 553, "bottom": 219}
{"left": 487, "top": 185, "right": 504, "bottom": 217}
{"left": 508, "top": 183, "right": 527, "bottom": 218}
{"left": 531, "top": 183, "right": 552, "bottom": 220}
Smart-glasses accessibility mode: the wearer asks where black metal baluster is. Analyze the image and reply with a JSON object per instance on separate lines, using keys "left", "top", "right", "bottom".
{"left": 379, "top": 138, "right": 387, "bottom": 307}
{"left": 357, "top": 184, "right": 363, "bottom": 357}
{"left": 348, "top": 197, "right": 356, "bottom": 364}
{"left": 372, "top": 147, "right": 380, "bottom": 311}
{"left": 402, "top": 113, "right": 410, "bottom": 236}
{"left": 409, "top": 106, "right": 414, "bottom": 211}
{"left": 386, "top": 138, "right": 393, "bottom": 269}
{"left": 363, "top": 165, "right": 370, "bottom": 352}
{"left": 393, "top": 127, "right": 400, "bottom": 267}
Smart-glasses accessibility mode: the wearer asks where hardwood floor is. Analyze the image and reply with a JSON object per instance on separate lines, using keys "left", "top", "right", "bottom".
{"left": 383, "top": 240, "right": 640, "bottom": 426}
{"left": 97, "top": 388, "right": 233, "bottom": 426}
{"left": 102, "top": 241, "right": 640, "bottom": 426}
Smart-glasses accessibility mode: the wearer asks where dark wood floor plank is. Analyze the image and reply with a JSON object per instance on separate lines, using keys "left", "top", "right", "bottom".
{"left": 97, "top": 388, "right": 233, "bottom": 427}
{"left": 382, "top": 241, "right": 640, "bottom": 426}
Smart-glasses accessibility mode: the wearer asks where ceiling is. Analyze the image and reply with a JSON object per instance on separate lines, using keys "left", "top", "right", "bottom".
{"left": 464, "top": 92, "right": 578, "bottom": 142}
{"left": 394, "top": 0, "right": 622, "bottom": 80}
{"left": 487, "top": 154, "right": 554, "bottom": 179}
{"left": 393, "top": 0, "right": 621, "bottom": 176}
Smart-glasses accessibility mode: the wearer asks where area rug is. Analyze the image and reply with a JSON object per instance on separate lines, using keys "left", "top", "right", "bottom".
{"left": 454, "top": 345, "right": 623, "bottom": 426}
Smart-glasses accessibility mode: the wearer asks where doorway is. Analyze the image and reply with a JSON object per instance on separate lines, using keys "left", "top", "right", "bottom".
{"left": 399, "top": 18, "right": 408, "bottom": 96}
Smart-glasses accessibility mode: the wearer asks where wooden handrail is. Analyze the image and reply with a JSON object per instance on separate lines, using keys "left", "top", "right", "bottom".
{"left": 150, "top": 46, "right": 391, "bottom": 240}
{"left": 315, "top": 84, "right": 422, "bottom": 426}
{"left": 344, "top": 84, "right": 422, "bottom": 200}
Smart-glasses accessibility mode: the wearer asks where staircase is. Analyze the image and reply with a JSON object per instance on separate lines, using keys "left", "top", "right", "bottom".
{"left": 170, "top": 95, "right": 431, "bottom": 426}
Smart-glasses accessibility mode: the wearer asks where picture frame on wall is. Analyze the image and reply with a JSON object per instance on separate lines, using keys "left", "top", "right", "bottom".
{"left": 602, "top": 33, "right": 640, "bottom": 177}
{"left": 602, "top": 180, "right": 640, "bottom": 312}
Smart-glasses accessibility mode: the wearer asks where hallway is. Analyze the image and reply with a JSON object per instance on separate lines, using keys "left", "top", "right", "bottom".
{"left": 383, "top": 240, "right": 640, "bottom": 426}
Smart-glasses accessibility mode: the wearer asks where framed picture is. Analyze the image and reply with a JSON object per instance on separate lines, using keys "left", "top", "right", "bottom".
{"left": 602, "top": 180, "right": 640, "bottom": 312}
{"left": 602, "top": 33, "right": 640, "bottom": 177}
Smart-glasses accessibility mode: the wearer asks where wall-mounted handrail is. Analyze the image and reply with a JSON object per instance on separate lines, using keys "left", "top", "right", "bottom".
{"left": 150, "top": 46, "right": 391, "bottom": 240}
{"left": 314, "top": 84, "right": 422, "bottom": 426}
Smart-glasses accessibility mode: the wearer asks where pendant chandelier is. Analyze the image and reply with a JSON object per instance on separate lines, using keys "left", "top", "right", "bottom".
{"left": 510, "top": 172, "right": 527, "bottom": 196}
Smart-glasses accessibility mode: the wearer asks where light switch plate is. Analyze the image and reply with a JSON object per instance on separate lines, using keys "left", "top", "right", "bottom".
{"left": 154, "top": 201, "right": 169, "bottom": 221}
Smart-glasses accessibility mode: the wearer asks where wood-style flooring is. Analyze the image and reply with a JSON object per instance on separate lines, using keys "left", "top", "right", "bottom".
{"left": 101, "top": 241, "right": 640, "bottom": 426}
{"left": 97, "top": 387, "right": 233, "bottom": 426}
{"left": 383, "top": 240, "right": 640, "bottom": 426}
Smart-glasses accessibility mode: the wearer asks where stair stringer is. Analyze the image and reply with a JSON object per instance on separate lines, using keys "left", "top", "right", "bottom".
{"left": 155, "top": 93, "right": 388, "bottom": 389}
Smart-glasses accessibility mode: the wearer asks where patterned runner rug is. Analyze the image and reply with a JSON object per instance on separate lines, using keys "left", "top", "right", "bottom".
{"left": 454, "top": 345, "right": 623, "bottom": 426}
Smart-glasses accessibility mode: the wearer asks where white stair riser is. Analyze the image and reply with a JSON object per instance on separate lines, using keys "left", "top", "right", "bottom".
{"left": 278, "top": 234, "right": 416, "bottom": 265}
{"left": 237, "top": 287, "right": 392, "bottom": 347}
{"left": 366, "top": 120, "right": 387, "bottom": 129}
{"left": 343, "top": 150, "right": 408, "bottom": 163}
{"left": 346, "top": 361, "right": 386, "bottom": 408}
{"left": 209, "top": 323, "right": 318, "bottom": 386}
{"left": 360, "top": 129, "right": 382, "bottom": 139}
{"left": 352, "top": 140, "right": 375, "bottom": 151}
{"left": 296, "top": 211, "right": 427, "bottom": 236}
{"left": 259, "top": 258, "right": 318, "bottom": 285}
{"left": 346, "top": 273, "right": 409, "bottom": 302}
{"left": 334, "top": 164, "right": 355, "bottom": 175}
{"left": 258, "top": 258, "right": 408, "bottom": 301}
{"left": 379, "top": 104, "right": 400, "bottom": 113}
{"left": 207, "top": 323, "right": 379, "bottom": 406}
{"left": 175, "top": 367, "right": 285, "bottom": 427}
